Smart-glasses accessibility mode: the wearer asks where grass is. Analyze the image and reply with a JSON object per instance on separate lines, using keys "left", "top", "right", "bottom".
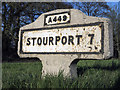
{"left": 2, "top": 59, "right": 120, "bottom": 88}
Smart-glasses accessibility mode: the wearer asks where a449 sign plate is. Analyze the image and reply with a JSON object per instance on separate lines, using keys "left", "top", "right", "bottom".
{"left": 44, "top": 12, "right": 70, "bottom": 25}
{"left": 20, "top": 22, "right": 104, "bottom": 54}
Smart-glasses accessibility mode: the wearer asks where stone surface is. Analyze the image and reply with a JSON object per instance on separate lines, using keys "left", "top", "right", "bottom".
{"left": 18, "top": 9, "right": 113, "bottom": 78}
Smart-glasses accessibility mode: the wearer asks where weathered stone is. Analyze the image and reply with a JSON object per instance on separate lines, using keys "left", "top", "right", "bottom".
{"left": 18, "top": 9, "right": 113, "bottom": 78}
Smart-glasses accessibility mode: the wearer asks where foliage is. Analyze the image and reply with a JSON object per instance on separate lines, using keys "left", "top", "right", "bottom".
{"left": 73, "top": 2, "right": 120, "bottom": 58}
{"left": 2, "top": 2, "right": 120, "bottom": 60}
{"left": 2, "top": 2, "right": 73, "bottom": 61}
{"left": 2, "top": 59, "right": 120, "bottom": 88}
{"left": 106, "top": 3, "right": 120, "bottom": 58}
{"left": 73, "top": 2, "right": 111, "bottom": 17}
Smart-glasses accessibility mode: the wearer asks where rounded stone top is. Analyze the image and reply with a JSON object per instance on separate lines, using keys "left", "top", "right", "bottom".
{"left": 20, "top": 9, "right": 110, "bottom": 30}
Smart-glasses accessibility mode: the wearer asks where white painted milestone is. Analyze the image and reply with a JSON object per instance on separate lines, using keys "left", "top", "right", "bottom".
{"left": 18, "top": 9, "right": 113, "bottom": 78}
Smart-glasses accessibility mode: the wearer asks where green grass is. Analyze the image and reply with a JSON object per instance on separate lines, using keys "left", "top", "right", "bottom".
{"left": 2, "top": 59, "right": 120, "bottom": 88}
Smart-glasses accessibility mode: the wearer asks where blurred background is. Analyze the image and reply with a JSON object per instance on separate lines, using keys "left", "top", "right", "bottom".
{"left": 1, "top": 2, "right": 120, "bottom": 61}
{"left": 1, "top": 1, "right": 120, "bottom": 88}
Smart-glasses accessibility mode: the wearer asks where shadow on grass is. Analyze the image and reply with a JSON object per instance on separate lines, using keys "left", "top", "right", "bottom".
{"left": 77, "top": 62, "right": 120, "bottom": 88}
{"left": 113, "top": 77, "right": 120, "bottom": 88}
{"left": 77, "top": 63, "right": 120, "bottom": 75}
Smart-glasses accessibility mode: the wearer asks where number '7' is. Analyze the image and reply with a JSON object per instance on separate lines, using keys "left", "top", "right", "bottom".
{"left": 88, "top": 34, "right": 94, "bottom": 44}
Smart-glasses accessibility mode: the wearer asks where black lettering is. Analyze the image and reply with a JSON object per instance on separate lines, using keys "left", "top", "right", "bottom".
{"left": 88, "top": 34, "right": 94, "bottom": 44}
{"left": 63, "top": 15, "right": 67, "bottom": 21}
{"left": 58, "top": 16, "right": 62, "bottom": 21}
{"left": 76, "top": 35, "right": 82, "bottom": 45}
{"left": 43, "top": 37, "right": 48, "bottom": 45}
{"left": 55, "top": 36, "right": 60, "bottom": 45}
{"left": 37, "top": 37, "right": 42, "bottom": 45}
{"left": 68, "top": 35, "right": 74, "bottom": 45}
{"left": 26, "top": 38, "right": 31, "bottom": 45}
{"left": 61, "top": 36, "right": 67, "bottom": 45}
{"left": 48, "top": 17, "right": 52, "bottom": 23}
{"left": 49, "top": 37, "right": 54, "bottom": 45}
{"left": 32, "top": 37, "right": 36, "bottom": 46}
{"left": 53, "top": 16, "right": 57, "bottom": 22}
